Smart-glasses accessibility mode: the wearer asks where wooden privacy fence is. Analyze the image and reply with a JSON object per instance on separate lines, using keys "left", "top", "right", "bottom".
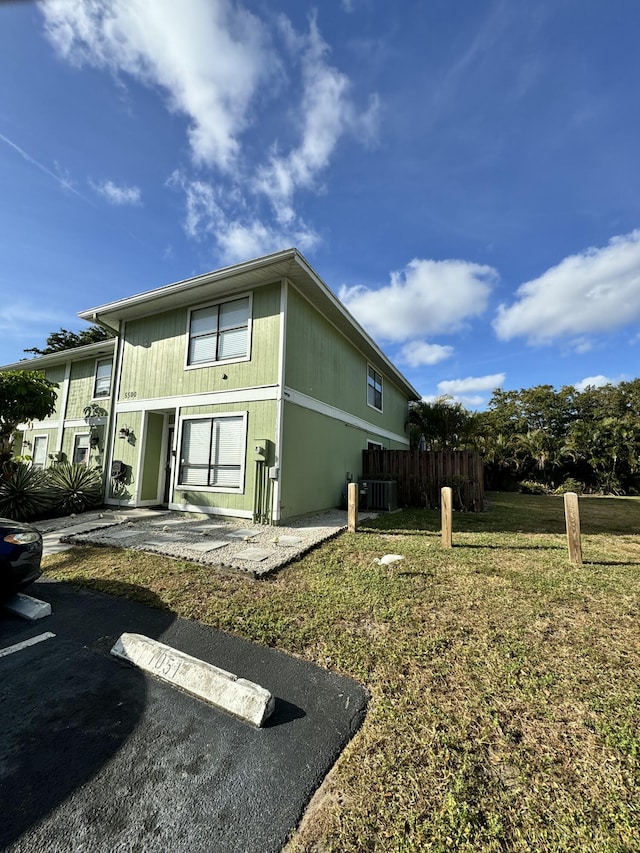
{"left": 362, "top": 449, "right": 484, "bottom": 511}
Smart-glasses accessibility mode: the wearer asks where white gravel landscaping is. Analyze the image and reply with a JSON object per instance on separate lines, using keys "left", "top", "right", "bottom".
{"left": 39, "top": 507, "right": 376, "bottom": 577}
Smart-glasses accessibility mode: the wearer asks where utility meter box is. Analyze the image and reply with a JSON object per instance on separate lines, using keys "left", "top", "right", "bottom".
{"left": 253, "top": 439, "right": 268, "bottom": 461}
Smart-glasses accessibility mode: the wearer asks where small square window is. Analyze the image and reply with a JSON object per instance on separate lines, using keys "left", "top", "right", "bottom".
{"left": 367, "top": 365, "right": 383, "bottom": 411}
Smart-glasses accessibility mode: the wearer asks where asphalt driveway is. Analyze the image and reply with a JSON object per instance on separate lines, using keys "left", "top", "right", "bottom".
{"left": 1, "top": 578, "right": 368, "bottom": 852}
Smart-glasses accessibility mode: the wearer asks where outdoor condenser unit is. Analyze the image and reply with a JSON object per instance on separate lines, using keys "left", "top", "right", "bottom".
{"left": 359, "top": 479, "right": 398, "bottom": 512}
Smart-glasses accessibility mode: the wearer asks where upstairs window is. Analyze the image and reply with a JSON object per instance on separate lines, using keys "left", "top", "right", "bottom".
{"left": 367, "top": 365, "right": 383, "bottom": 411}
{"left": 94, "top": 358, "right": 112, "bottom": 398}
{"left": 187, "top": 296, "right": 251, "bottom": 366}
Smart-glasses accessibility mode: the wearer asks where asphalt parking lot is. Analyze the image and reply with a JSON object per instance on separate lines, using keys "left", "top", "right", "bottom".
{"left": 1, "top": 579, "right": 368, "bottom": 853}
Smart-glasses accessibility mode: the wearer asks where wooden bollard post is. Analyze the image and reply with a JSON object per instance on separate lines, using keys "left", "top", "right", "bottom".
{"left": 563, "top": 491, "right": 583, "bottom": 564}
{"left": 441, "top": 486, "right": 452, "bottom": 548}
{"left": 347, "top": 482, "right": 358, "bottom": 533}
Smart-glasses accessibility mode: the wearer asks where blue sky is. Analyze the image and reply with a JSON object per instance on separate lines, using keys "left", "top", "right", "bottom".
{"left": 1, "top": 0, "right": 639, "bottom": 407}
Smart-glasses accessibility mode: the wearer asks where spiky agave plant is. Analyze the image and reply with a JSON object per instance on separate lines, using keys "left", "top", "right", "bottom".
{"left": 0, "top": 462, "right": 53, "bottom": 521}
{"left": 46, "top": 463, "right": 104, "bottom": 516}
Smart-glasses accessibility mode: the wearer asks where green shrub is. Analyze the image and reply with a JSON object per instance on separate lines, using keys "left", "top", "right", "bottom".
{"left": 0, "top": 462, "right": 52, "bottom": 521}
{"left": 554, "top": 478, "right": 585, "bottom": 495}
{"left": 46, "top": 463, "right": 103, "bottom": 515}
{"left": 518, "top": 480, "right": 549, "bottom": 495}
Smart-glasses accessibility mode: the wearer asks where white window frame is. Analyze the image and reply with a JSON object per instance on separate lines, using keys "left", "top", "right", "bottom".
{"left": 93, "top": 358, "right": 113, "bottom": 400}
{"left": 367, "top": 364, "right": 383, "bottom": 413}
{"left": 184, "top": 293, "right": 253, "bottom": 370}
{"left": 31, "top": 434, "right": 48, "bottom": 469}
{"left": 367, "top": 440, "right": 384, "bottom": 451}
{"left": 176, "top": 412, "right": 247, "bottom": 493}
{"left": 72, "top": 432, "right": 91, "bottom": 466}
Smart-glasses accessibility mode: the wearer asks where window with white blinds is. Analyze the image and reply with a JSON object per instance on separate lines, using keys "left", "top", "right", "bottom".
{"left": 187, "top": 296, "right": 250, "bottom": 365}
{"left": 94, "top": 358, "right": 112, "bottom": 398}
{"left": 32, "top": 435, "right": 48, "bottom": 469}
{"left": 178, "top": 415, "right": 246, "bottom": 490}
{"left": 73, "top": 433, "right": 90, "bottom": 466}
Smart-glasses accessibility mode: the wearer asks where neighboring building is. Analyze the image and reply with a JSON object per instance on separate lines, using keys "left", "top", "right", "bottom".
{"left": 4, "top": 249, "right": 420, "bottom": 522}
{"left": 2, "top": 339, "right": 116, "bottom": 471}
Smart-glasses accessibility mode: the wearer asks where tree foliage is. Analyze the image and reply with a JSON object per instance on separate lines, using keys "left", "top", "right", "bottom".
{"left": 24, "top": 325, "right": 113, "bottom": 356}
{"left": 409, "top": 396, "right": 478, "bottom": 451}
{"left": 0, "top": 371, "right": 59, "bottom": 462}
{"left": 473, "top": 380, "right": 640, "bottom": 494}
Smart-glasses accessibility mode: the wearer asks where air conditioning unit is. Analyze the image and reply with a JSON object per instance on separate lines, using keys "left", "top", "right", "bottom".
{"left": 359, "top": 479, "right": 398, "bottom": 512}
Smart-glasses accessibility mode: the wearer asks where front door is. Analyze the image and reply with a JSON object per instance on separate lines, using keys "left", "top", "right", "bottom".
{"left": 163, "top": 426, "right": 175, "bottom": 504}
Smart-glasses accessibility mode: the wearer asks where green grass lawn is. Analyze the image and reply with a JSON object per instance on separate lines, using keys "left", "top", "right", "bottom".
{"left": 43, "top": 493, "right": 640, "bottom": 852}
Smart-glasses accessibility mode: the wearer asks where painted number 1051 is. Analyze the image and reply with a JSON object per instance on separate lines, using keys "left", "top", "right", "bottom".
{"left": 148, "top": 648, "right": 182, "bottom": 680}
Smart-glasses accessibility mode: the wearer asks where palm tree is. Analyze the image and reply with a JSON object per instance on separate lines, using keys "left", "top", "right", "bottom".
{"left": 409, "top": 397, "right": 477, "bottom": 451}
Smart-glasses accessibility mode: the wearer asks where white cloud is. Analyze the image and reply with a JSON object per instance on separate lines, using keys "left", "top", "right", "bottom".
{"left": 41, "top": 0, "right": 270, "bottom": 170}
{"left": 494, "top": 229, "right": 640, "bottom": 344}
{"left": 167, "top": 170, "right": 319, "bottom": 263}
{"left": 254, "top": 16, "right": 378, "bottom": 224}
{"left": 166, "top": 172, "right": 222, "bottom": 239}
{"left": 397, "top": 341, "right": 454, "bottom": 367}
{"left": 92, "top": 179, "right": 141, "bottom": 205}
{"left": 573, "top": 375, "right": 618, "bottom": 392}
{"left": 0, "top": 300, "right": 73, "bottom": 351}
{"left": 422, "top": 373, "right": 506, "bottom": 409}
{"left": 339, "top": 258, "right": 497, "bottom": 343}
{"left": 42, "top": 3, "right": 380, "bottom": 259}
{"left": 216, "top": 219, "right": 319, "bottom": 265}
{"left": 437, "top": 373, "right": 506, "bottom": 396}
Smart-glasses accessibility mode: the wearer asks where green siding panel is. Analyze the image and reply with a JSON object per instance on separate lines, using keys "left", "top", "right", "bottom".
{"left": 278, "top": 401, "right": 407, "bottom": 521}
{"left": 108, "top": 412, "right": 143, "bottom": 501}
{"left": 66, "top": 358, "right": 112, "bottom": 419}
{"left": 119, "top": 283, "right": 282, "bottom": 402}
{"left": 39, "top": 365, "right": 66, "bottom": 424}
{"left": 284, "top": 285, "right": 409, "bottom": 437}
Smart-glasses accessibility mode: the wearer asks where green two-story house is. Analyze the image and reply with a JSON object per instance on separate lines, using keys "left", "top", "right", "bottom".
{"left": 7, "top": 250, "right": 419, "bottom": 522}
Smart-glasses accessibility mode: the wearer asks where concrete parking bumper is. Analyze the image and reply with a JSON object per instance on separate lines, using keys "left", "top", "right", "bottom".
{"left": 111, "top": 632, "right": 275, "bottom": 726}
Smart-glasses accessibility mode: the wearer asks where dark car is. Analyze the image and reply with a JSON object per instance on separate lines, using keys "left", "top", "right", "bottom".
{"left": 0, "top": 518, "right": 43, "bottom": 602}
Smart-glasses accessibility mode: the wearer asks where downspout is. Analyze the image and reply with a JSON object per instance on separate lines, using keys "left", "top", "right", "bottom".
{"left": 55, "top": 361, "right": 72, "bottom": 453}
{"left": 271, "top": 278, "right": 288, "bottom": 523}
{"left": 87, "top": 315, "right": 123, "bottom": 504}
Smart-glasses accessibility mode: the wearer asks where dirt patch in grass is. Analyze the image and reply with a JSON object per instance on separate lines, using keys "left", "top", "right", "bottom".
{"left": 43, "top": 493, "right": 640, "bottom": 852}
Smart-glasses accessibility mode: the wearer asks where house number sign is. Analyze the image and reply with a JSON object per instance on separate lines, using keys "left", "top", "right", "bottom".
{"left": 123, "top": 391, "right": 137, "bottom": 399}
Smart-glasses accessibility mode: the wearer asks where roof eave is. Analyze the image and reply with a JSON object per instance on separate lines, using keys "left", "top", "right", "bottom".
{"left": 77, "top": 248, "right": 420, "bottom": 401}
{"left": 0, "top": 338, "right": 116, "bottom": 372}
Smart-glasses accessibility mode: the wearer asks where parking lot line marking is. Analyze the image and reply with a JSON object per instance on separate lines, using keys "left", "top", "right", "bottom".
{"left": 0, "top": 631, "right": 56, "bottom": 659}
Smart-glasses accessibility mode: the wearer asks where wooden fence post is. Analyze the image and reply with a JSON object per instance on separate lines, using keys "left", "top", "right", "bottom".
{"left": 347, "top": 482, "right": 358, "bottom": 533}
{"left": 441, "top": 486, "right": 452, "bottom": 548}
{"left": 563, "top": 491, "right": 583, "bottom": 564}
